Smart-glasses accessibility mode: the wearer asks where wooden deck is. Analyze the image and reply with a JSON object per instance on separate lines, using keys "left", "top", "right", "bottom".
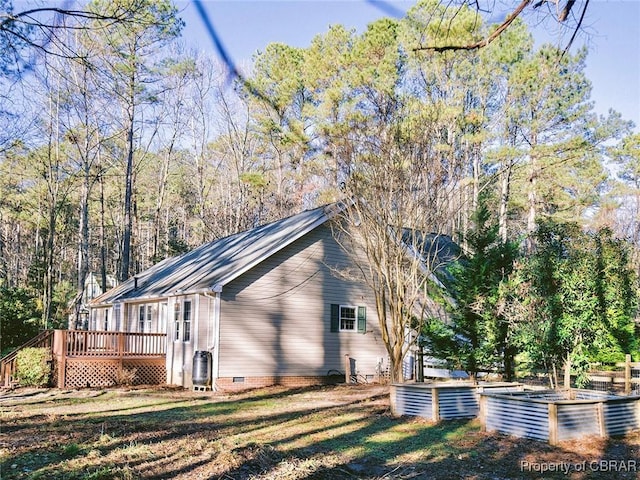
{"left": 2, "top": 330, "right": 167, "bottom": 388}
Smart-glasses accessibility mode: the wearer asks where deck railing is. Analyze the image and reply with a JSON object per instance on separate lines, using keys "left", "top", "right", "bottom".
{"left": 61, "top": 330, "right": 166, "bottom": 357}
{"left": 2, "top": 330, "right": 167, "bottom": 388}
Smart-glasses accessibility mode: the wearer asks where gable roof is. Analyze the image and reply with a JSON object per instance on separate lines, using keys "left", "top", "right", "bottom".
{"left": 91, "top": 203, "right": 342, "bottom": 305}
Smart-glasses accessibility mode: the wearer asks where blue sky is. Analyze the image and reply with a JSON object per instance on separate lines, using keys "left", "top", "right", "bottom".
{"left": 177, "top": 0, "right": 640, "bottom": 130}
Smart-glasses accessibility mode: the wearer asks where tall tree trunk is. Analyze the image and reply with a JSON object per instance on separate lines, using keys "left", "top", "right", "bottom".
{"left": 563, "top": 354, "right": 572, "bottom": 390}
{"left": 526, "top": 134, "right": 539, "bottom": 253}
{"left": 99, "top": 174, "right": 108, "bottom": 292}
{"left": 152, "top": 152, "right": 171, "bottom": 261}
{"left": 43, "top": 204, "right": 56, "bottom": 330}
{"left": 42, "top": 94, "right": 60, "bottom": 330}
{"left": 120, "top": 84, "right": 136, "bottom": 282}
{"left": 499, "top": 159, "right": 513, "bottom": 244}
{"left": 75, "top": 165, "right": 90, "bottom": 329}
{"left": 0, "top": 212, "right": 6, "bottom": 283}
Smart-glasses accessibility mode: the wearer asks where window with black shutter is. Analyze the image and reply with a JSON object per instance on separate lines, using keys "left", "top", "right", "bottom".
{"left": 330, "top": 304, "right": 366, "bottom": 333}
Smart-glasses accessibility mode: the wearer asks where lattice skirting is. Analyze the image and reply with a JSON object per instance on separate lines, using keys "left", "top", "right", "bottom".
{"left": 57, "top": 357, "right": 166, "bottom": 388}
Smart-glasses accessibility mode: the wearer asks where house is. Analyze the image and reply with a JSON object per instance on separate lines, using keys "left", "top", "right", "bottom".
{"left": 89, "top": 203, "right": 398, "bottom": 390}
{"left": 70, "top": 272, "right": 118, "bottom": 330}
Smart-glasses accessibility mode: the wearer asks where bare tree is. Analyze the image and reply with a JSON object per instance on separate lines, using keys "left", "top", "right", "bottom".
{"left": 0, "top": 0, "right": 165, "bottom": 75}
{"left": 336, "top": 162, "right": 456, "bottom": 383}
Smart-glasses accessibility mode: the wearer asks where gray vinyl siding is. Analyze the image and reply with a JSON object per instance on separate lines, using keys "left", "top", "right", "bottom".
{"left": 218, "top": 223, "right": 386, "bottom": 378}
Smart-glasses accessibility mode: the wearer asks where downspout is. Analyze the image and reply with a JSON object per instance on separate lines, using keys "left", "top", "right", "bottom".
{"left": 204, "top": 284, "right": 222, "bottom": 390}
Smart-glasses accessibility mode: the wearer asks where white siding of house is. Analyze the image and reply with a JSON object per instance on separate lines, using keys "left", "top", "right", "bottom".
{"left": 217, "top": 224, "right": 387, "bottom": 380}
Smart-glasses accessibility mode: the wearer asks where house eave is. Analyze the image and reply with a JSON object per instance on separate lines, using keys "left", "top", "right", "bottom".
{"left": 89, "top": 284, "right": 223, "bottom": 308}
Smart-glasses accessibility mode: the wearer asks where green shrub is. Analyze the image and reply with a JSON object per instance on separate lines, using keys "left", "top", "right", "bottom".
{"left": 15, "top": 347, "right": 51, "bottom": 387}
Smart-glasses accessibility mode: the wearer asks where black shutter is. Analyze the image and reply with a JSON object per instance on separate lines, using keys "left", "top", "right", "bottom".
{"left": 357, "top": 306, "right": 366, "bottom": 333}
{"left": 330, "top": 304, "right": 339, "bottom": 332}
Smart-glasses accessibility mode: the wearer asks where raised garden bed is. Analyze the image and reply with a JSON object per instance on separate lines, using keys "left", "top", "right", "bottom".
{"left": 390, "top": 381, "right": 524, "bottom": 421}
{"left": 479, "top": 389, "right": 640, "bottom": 445}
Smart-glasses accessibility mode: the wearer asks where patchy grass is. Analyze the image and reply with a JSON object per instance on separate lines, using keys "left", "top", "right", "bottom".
{"left": 1, "top": 384, "right": 639, "bottom": 479}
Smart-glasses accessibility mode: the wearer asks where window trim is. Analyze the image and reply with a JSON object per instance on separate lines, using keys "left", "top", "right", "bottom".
{"left": 174, "top": 302, "right": 181, "bottom": 342}
{"left": 114, "top": 304, "right": 122, "bottom": 332}
{"left": 183, "top": 300, "right": 192, "bottom": 342}
{"left": 339, "top": 305, "right": 357, "bottom": 332}
{"left": 138, "top": 304, "right": 152, "bottom": 333}
{"left": 174, "top": 299, "right": 192, "bottom": 343}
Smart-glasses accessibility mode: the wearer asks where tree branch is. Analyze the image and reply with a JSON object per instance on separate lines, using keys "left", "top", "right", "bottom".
{"left": 413, "top": 0, "right": 588, "bottom": 54}
{"left": 562, "top": 0, "right": 589, "bottom": 56}
{"left": 414, "top": 0, "right": 533, "bottom": 52}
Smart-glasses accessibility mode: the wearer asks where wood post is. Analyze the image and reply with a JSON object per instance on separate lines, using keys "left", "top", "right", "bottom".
{"left": 54, "top": 330, "right": 68, "bottom": 388}
{"left": 344, "top": 354, "right": 351, "bottom": 384}
{"left": 479, "top": 394, "right": 487, "bottom": 432}
{"left": 432, "top": 387, "right": 439, "bottom": 422}
{"left": 389, "top": 385, "right": 397, "bottom": 415}
{"left": 625, "top": 354, "right": 632, "bottom": 395}
{"left": 548, "top": 403, "right": 558, "bottom": 446}
{"left": 597, "top": 402, "right": 606, "bottom": 438}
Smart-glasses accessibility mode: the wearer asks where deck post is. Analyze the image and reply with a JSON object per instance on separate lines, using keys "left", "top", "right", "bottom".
{"left": 118, "top": 332, "right": 126, "bottom": 357}
{"left": 53, "top": 330, "right": 68, "bottom": 388}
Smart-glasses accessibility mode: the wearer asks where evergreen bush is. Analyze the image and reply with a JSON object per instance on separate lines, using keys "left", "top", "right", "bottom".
{"left": 15, "top": 347, "right": 51, "bottom": 387}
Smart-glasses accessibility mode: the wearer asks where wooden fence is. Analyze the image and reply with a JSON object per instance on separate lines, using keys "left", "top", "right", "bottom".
{"left": 518, "top": 355, "right": 640, "bottom": 394}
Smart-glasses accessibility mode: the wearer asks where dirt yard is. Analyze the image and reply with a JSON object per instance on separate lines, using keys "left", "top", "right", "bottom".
{"left": 1, "top": 384, "right": 639, "bottom": 479}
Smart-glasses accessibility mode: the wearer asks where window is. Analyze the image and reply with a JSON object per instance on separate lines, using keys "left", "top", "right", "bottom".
{"left": 114, "top": 304, "right": 122, "bottom": 332}
{"left": 138, "top": 305, "right": 152, "bottom": 333}
{"left": 174, "top": 302, "right": 181, "bottom": 341}
{"left": 174, "top": 300, "right": 191, "bottom": 342}
{"left": 159, "top": 303, "right": 167, "bottom": 334}
{"left": 330, "top": 304, "right": 366, "bottom": 333}
{"left": 183, "top": 301, "right": 192, "bottom": 342}
{"left": 103, "top": 309, "right": 109, "bottom": 331}
{"left": 340, "top": 306, "right": 356, "bottom": 331}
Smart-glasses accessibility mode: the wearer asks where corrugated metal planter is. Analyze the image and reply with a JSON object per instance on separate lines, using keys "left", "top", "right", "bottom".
{"left": 390, "top": 382, "right": 524, "bottom": 421}
{"left": 479, "top": 390, "right": 640, "bottom": 445}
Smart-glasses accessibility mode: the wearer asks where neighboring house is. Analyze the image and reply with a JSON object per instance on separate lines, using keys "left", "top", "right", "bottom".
{"left": 69, "top": 272, "right": 118, "bottom": 330}
{"left": 89, "top": 203, "right": 458, "bottom": 390}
